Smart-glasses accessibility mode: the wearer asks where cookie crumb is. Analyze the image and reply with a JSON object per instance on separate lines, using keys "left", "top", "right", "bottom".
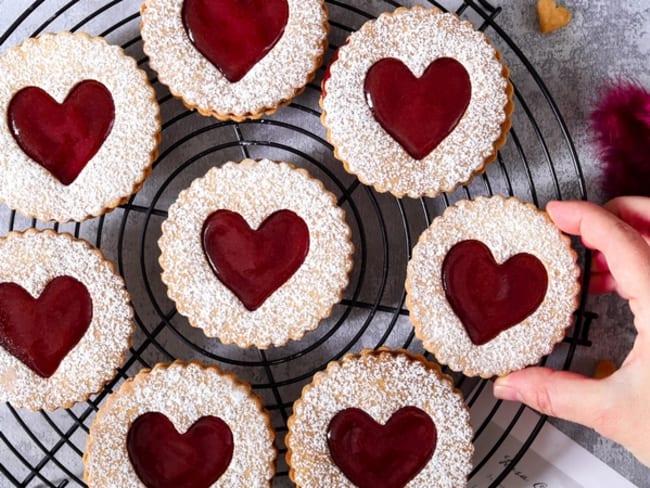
{"left": 537, "top": 0, "right": 572, "bottom": 34}
{"left": 593, "top": 359, "right": 617, "bottom": 379}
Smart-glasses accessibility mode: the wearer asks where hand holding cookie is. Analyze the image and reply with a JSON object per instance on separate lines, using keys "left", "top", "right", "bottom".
{"left": 494, "top": 198, "right": 650, "bottom": 467}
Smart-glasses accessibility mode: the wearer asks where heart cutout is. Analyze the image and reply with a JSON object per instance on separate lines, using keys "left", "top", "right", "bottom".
{"left": 536, "top": 0, "right": 571, "bottom": 34}
{"left": 364, "top": 57, "right": 471, "bottom": 160}
{"left": 442, "top": 239, "right": 548, "bottom": 345}
{"left": 0, "top": 276, "right": 93, "bottom": 378}
{"left": 127, "top": 412, "right": 233, "bottom": 488}
{"left": 202, "top": 209, "right": 309, "bottom": 311}
{"left": 327, "top": 407, "right": 437, "bottom": 488}
{"left": 182, "top": 0, "right": 289, "bottom": 82}
{"left": 8, "top": 80, "right": 115, "bottom": 186}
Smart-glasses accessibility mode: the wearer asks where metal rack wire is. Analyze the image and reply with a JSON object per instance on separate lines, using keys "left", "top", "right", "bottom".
{"left": 0, "top": 0, "right": 594, "bottom": 486}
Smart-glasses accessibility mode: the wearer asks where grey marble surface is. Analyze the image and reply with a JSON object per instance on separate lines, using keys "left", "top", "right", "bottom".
{"left": 0, "top": 0, "right": 648, "bottom": 487}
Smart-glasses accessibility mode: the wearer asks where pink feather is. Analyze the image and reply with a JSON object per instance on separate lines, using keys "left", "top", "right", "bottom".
{"left": 590, "top": 80, "right": 650, "bottom": 197}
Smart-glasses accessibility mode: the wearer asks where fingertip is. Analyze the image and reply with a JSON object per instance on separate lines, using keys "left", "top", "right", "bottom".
{"left": 493, "top": 381, "right": 523, "bottom": 403}
{"left": 545, "top": 200, "right": 562, "bottom": 212}
{"left": 544, "top": 200, "right": 564, "bottom": 223}
{"left": 493, "top": 369, "right": 542, "bottom": 401}
{"left": 544, "top": 200, "right": 585, "bottom": 233}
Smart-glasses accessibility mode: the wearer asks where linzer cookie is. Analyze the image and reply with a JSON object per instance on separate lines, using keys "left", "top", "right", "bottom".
{"left": 159, "top": 159, "right": 354, "bottom": 348}
{"left": 0, "top": 32, "right": 160, "bottom": 222}
{"left": 84, "top": 361, "right": 275, "bottom": 487}
{"left": 321, "top": 6, "right": 513, "bottom": 198}
{"left": 286, "top": 349, "right": 473, "bottom": 487}
{"left": 140, "top": 0, "right": 328, "bottom": 121}
{"left": 405, "top": 196, "right": 580, "bottom": 377}
{"left": 0, "top": 230, "right": 133, "bottom": 411}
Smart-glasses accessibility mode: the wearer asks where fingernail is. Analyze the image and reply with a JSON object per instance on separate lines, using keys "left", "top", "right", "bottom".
{"left": 493, "top": 384, "right": 524, "bottom": 403}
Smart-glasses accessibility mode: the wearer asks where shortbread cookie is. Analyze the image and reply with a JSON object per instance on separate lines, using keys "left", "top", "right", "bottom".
{"left": 286, "top": 349, "right": 473, "bottom": 487}
{"left": 321, "top": 6, "right": 513, "bottom": 198}
{"left": 159, "top": 159, "right": 354, "bottom": 348}
{"left": 84, "top": 361, "right": 275, "bottom": 487}
{"left": 405, "top": 196, "right": 580, "bottom": 377}
{"left": 140, "top": 0, "right": 328, "bottom": 121}
{"left": 0, "top": 32, "right": 160, "bottom": 222}
{"left": 0, "top": 230, "right": 133, "bottom": 410}
{"left": 536, "top": 0, "right": 571, "bottom": 34}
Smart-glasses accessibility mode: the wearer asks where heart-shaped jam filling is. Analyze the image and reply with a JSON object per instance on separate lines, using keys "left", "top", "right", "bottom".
{"left": 8, "top": 80, "right": 115, "bottom": 185}
{"left": 202, "top": 209, "right": 309, "bottom": 311}
{"left": 364, "top": 57, "right": 471, "bottom": 160}
{"left": 0, "top": 276, "right": 93, "bottom": 378}
{"left": 327, "top": 406, "right": 437, "bottom": 488}
{"left": 442, "top": 239, "right": 548, "bottom": 345}
{"left": 127, "top": 412, "right": 234, "bottom": 488}
{"left": 182, "top": 0, "right": 289, "bottom": 83}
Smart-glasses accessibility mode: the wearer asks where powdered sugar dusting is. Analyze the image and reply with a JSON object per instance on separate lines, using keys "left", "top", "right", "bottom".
{"left": 84, "top": 361, "right": 275, "bottom": 487}
{"left": 0, "top": 32, "right": 160, "bottom": 222}
{"left": 140, "top": 0, "right": 328, "bottom": 120}
{"left": 159, "top": 159, "right": 354, "bottom": 348}
{"left": 405, "top": 196, "right": 581, "bottom": 377}
{"left": 322, "top": 6, "right": 510, "bottom": 198}
{"left": 286, "top": 350, "right": 473, "bottom": 487}
{"left": 0, "top": 230, "right": 133, "bottom": 411}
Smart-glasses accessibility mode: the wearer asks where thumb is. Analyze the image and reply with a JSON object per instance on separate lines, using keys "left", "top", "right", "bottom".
{"left": 493, "top": 367, "right": 611, "bottom": 430}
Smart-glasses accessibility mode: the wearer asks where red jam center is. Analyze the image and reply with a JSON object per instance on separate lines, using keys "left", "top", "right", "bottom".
{"left": 442, "top": 239, "right": 548, "bottom": 345}
{"left": 327, "top": 407, "right": 437, "bottom": 488}
{"left": 364, "top": 57, "right": 471, "bottom": 160}
{"left": 182, "top": 0, "right": 289, "bottom": 82}
{"left": 0, "top": 276, "right": 93, "bottom": 378}
{"left": 202, "top": 209, "right": 309, "bottom": 311}
{"left": 8, "top": 80, "right": 115, "bottom": 185}
{"left": 127, "top": 412, "right": 234, "bottom": 488}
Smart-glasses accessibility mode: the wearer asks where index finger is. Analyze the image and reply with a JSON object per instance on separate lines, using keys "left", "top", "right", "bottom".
{"left": 546, "top": 200, "right": 650, "bottom": 321}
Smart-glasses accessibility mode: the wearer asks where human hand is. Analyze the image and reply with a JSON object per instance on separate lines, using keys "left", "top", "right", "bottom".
{"left": 493, "top": 197, "right": 650, "bottom": 467}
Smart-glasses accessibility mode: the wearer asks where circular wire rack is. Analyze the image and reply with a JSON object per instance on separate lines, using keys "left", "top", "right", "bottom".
{"left": 0, "top": 0, "right": 595, "bottom": 486}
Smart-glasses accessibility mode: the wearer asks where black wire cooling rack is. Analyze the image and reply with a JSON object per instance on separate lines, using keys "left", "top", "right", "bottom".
{"left": 0, "top": 0, "right": 596, "bottom": 486}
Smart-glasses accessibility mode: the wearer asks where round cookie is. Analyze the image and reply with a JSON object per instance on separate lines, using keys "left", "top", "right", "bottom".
{"left": 0, "top": 32, "right": 160, "bottom": 222}
{"left": 140, "top": 0, "right": 329, "bottom": 121}
{"left": 0, "top": 230, "right": 133, "bottom": 410}
{"left": 84, "top": 361, "right": 276, "bottom": 487}
{"left": 159, "top": 159, "right": 354, "bottom": 348}
{"left": 286, "top": 349, "right": 474, "bottom": 487}
{"left": 321, "top": 6, "right": 513, "bottom": 198}
{"left": 405, "top": 196, "right": 580, "bottom": 377}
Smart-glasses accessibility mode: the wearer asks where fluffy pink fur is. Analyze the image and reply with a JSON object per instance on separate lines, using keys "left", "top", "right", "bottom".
{"left": 590, "top": 80, "right": 650, "bottom": 197}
